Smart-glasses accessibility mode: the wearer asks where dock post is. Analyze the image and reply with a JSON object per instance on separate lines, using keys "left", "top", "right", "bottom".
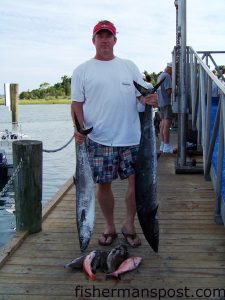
{"left": 13, "top": 140, "right": 43, "bottom": 233}
{"left": 10, "top": 83, "right": 19, "bottom": 131}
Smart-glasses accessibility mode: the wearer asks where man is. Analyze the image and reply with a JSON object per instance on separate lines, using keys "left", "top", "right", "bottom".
{"left": 71, "top": 20, "right": 157, "bottom": 247}
{"left": 157, "top": 63, "right": 174, "bottom": 153}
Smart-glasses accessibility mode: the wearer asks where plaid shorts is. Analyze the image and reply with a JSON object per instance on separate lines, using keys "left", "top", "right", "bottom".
{"left": 86, "top": 139, "right": 139, "bottom": 183}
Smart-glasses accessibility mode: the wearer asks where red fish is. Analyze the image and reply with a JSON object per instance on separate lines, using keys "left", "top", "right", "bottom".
{"left": 106, "top": 256, "right": 142, "bottom": 279}
{"left": 83, "top": 250, "right": 96, "bottom": 280}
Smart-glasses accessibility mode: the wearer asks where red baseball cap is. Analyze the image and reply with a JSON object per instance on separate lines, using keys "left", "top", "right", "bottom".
{"left": 93, "top": 21, "right": 116, "bottom": 36}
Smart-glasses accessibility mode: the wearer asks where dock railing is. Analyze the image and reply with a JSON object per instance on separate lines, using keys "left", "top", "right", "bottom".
{"left": 185, "top": 47, "right": 225, "bottom": 224}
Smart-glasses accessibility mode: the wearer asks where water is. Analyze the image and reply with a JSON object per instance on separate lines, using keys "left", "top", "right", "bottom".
{"left": 0, "top": 104, "right": 75, "bottom": 247}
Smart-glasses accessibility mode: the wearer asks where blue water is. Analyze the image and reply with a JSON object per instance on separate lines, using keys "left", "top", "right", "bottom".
{"left": 0, "top": 104, "right": 75, "bottom": 247}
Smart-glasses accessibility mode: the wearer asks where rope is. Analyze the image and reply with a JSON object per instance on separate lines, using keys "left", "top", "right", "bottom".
{"left": 0, "top": 136, "right": 74, "bottom": 198}
{"left": 42, "top": 135, "right": 74, "bottom": 153}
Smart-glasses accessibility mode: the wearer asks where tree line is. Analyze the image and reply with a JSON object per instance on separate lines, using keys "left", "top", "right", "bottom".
{"left": 19, "top": 72, "right": 160, "bottom": 101}
{"left": 19, "top": 75, "right": 71, "bottom": 100}
{"left": 19, "top": 66, "right": 225, "bottom": 101}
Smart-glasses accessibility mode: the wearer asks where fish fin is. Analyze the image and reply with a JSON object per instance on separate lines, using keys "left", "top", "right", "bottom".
{"left": 152, "top": 77, "right": 166, "bottom": 93}
{"left": 133, "top": 81, "right": 150, "bottom": 97}
{"left": 133, "top": 77, "right": 166, "bottom": 96}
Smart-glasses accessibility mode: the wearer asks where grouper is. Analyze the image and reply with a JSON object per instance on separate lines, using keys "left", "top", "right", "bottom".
{"left": 133, "top": 79, "right": 165, "bottom": 253}
{"left": 73, "top": 115, "right": 95, "bottom": 252}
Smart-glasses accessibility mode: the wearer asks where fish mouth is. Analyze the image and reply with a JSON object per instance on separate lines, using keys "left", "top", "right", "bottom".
{"left": 79, "top": 233, "right": 92, "bottom": 252}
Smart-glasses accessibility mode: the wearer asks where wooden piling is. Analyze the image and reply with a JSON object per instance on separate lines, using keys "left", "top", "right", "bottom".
{"left": 13, "top": 140, "right": 43, "bottom": 233}
{"left": 10, "top": 83, "right": 19, "bottom": 127}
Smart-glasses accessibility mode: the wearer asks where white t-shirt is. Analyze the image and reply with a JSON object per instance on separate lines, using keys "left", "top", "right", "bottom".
{"left": 71, "top": 57, "right": 146, "bottom": 146}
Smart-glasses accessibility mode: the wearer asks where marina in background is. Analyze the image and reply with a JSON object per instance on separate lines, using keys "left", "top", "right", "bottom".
{"left": 0, "top": 104, "right": 75, "bottom": 248}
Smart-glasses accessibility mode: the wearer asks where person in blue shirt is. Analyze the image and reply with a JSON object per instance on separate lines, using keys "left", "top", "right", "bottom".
{"left": 157, "top": 63, "right": 174, "bottom": 153}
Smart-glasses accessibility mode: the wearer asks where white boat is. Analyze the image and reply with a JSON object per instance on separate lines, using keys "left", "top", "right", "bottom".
{"left": 0, "top": 149, "right": 7, "bottom": 179}
{"left": 0, "top": 129, "right": 28, "bottom": 179}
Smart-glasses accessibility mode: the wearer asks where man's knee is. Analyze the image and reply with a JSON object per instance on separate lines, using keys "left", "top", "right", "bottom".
{"left": 128, "top": 174, "right": 135, "bottom": 185}
{"left": 98, "top": 182, "right": 112, "bottom": 192}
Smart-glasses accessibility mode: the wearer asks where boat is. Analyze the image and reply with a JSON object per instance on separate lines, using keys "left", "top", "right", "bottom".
{"left": 0, "top": 149, "right": 7, "bottom": 179}
{"left": 0, "top": 129, "right": 28, "bottom": 179}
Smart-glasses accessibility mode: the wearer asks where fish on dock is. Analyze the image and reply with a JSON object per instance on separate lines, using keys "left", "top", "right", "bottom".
{"left": 106, "top": 244, "right": 128, "bottom": 273}
{"left": 64, "top": 246, "right": 142, "bottom": 280}
{"left": 64, "top": 250, "right": 109, "bottom": 272}
{"left": 106, "top": 256, "right": 142, "bottom": 279}
{"left": 91, "top": 250, "right": 109, "bottom": 273}
{"left": 83, "top": 249, "right": 112, "bottom": 280}
{"left": 83, "top": 250, "right": 97, "bottom": 280}
{"left": 133, "top": 79, "right": 165, "bottom": 253}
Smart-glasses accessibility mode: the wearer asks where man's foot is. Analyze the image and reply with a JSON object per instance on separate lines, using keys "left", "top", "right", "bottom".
{"left": 159, "top": 142, "right": 164, "bottom": 152}
{"left": 121, "top": 227, "right": 141, "bottom": 248}
{"left": 163, "top": 143, "right": 174, "bottom": 154}
{"left": 98, "top": 233, "right": 118, "bottom": 246}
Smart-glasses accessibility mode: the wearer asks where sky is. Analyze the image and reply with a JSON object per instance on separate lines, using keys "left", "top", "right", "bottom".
{"left": 1, "top": 0, "right": 225, "bottom": 94}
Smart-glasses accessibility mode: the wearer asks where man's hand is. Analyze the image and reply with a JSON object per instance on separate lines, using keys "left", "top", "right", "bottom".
{"left": 74, "top": 131, "right": 86, "bottom": 144}
{"left": 144, "top": 93, "right": 158, "bottom": 107}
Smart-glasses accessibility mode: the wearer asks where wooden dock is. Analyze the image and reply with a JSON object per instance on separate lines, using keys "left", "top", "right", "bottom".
{"left": 0, "top": 152, "right": 225, "bottom": 299}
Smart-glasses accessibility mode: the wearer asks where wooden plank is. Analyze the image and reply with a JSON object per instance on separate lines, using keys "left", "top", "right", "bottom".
{"left": 0, "top": 279, "right": 225, "bottom": 296}
{"left": 42, "top": 177, "right": 73, "bottom": 221}
{"left": 0, "top": 177, "right": 73, "bottom": 269}
{"left": 1, "top": 147, "right": 225, "bottom": 299}
{"left": 0, "top": 231, "right": 29, "bottom": 269}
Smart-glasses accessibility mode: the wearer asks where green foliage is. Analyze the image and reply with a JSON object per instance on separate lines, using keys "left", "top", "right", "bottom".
{"left": 18, "top": 69, "right": 168, "bottom": 102}
{"left": 218, "top": 65, "right": 225, "bottom": 71}
{"left": 39, "top": 82, "right": 50, "bottom": 89}
{"left": 19, "top": 76, "right": 71, "bottom": 100}
{"left": 19, "top": 99, "right": 71, "bottom": 105}
{"left": 143, "top": 70, "right": 162, "bottom": 86}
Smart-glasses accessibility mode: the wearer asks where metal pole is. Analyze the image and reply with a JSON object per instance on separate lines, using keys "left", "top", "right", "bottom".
{"left": 180, "top": 0, "right": 187, "bottom": 166}
{"left": 176, "top": 0, "right": 187, "bottom": 170}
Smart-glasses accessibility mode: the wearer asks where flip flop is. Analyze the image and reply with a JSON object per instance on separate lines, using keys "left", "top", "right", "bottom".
{"left": 121, "top": 228, "right": 141, "bottom": 248}
{"left": 98, "top": 233, "right": 118, "bottom": 246}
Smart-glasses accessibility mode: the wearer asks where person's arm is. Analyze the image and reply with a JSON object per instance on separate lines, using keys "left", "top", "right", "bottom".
{"left": 71, "top": 101, "right": 86, "bottom": 144}
{"left": 166, "top": 88, "right": 172, "bottom": 98}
